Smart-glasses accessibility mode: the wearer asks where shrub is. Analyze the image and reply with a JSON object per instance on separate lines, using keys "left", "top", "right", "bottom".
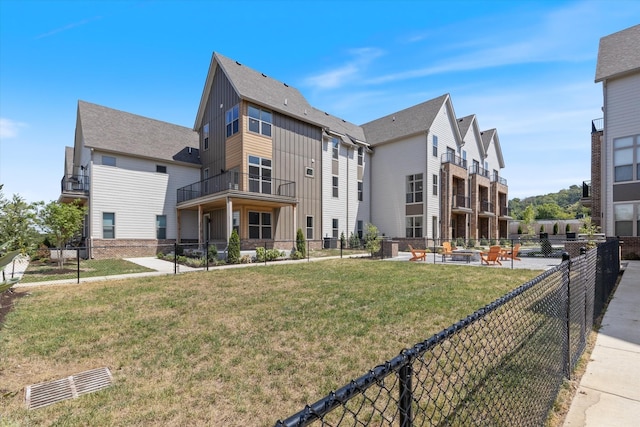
{"left": 479, "top": 237, "right": 489, "bottom": 246}
{"left": 227, "top": 229, "right": 240, "bottom": 264}
{"left": 455, "top": 237, "right": 465, "bottom": 247}
{"left": 489, "top": 238, "right": 497, "bottom": 246}
{"left": 255, "top": 247, "right": 284, "bottom": 262}
{"left": 566, "top": 223, "right": 571, "bottom": 233}
{"left": 240, "top": 254, "right": 253, "bottom": 264}
{"left": 349, "top": 232, "right": 361, "bottom": 249}
{"left": 207, "top": 244, "right": 218, "bottom": 262}
{"left": 467, "top": 238, "right": 476, "bottom": 248}
{"left": 295, "top": 228, "right": 306, "bottom": 258}
{"left": 340, "top": 232, "right": 346, "bottom": 248}
{"left": 290, "top": 250, "right": 304, "bottom": 260}
{"left": 553, "top": 222, "right": 559, "bottom": 235}
{"left": 517, "top": 225, "right": 522, "bottom": 234}
{"left": 364, "top": 223, "right": 381, "bottom": 257}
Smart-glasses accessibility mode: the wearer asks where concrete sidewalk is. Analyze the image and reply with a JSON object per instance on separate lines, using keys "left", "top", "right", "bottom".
{"left": 563, "top": 260, "right": 640, "bottom": 427}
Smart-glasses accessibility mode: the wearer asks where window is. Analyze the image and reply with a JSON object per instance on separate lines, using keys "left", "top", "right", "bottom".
{"left": 203, "top": 168, "right": 209, "bottom": 194}
{"left": 249, "top": 211, "right": 272, "bottom": 239}
{"left": 156, "top": 215, "right": 167, "bottom": 239}
{"left": 103, "top": 213, "right": 115, "bottom": 239}
{"left": 358, "top": 146, "right": 364, "bottom": 166}
{"left": 406, "top": 216, "right": 423, "bottom": 238}
{"left": 332, "top": 218, "right": 339, "bottom": 238}
{"left": 233, "top": 211, "right": 240, "bottom": 234}
{"left": 305, "top": 167, "right": 314, "bottom": 177}
{"left": 614, "top": 136, "right": 638, "bottom": 182}
{"left": 432, "top": 135, "right": 438, "bottom": 157}
{"left": 614, "top": 204, "right": 634, "bottom": 236}
{"left": 493, "top": 169, "right": 499, "bottom": 181}
{"left": 156, "top": 165, "right": 167, "bottom": 173}
{"left": 306, "top": 216, "right": 314, "bottom": 240}
{"left": 248, "top": 105, "right": 272, "bottom": 137}
{"left": 332, "top": 138, "right": 339, "bottom": 160}
{"left": 332, "top": 176, "right": 338, "bottom": 198}
{"left": 102, "top": 155, "right": 116, "bottom": 166}
{"left": 357, "top": 220, "right": 363, "bottom": 239}
{"left": 472, "top": 160, "right": 480, "bottom": 174}
{"left": 358, "top": 181, "right": 363, "bottom": 201}
{"left": 432, "top": 174, "right": 438, "bottom": 196}
{"left": 203, "top": 123, "right": 209, "bottom": 150}
{"left": 484, "top": 161, "right": 489, "bottom": 177}
{"left": 446, "top": 147, "right": 455, "bottom": 163}
{"left": 225, "top": 104, "right": 239, "bottom": 137}
{"left": 248, "top": 155, "right": 272, "bottom": 194}
{"left": 462, "top": 150, "right": 467, "bottom": 168}
{"left": 406, "top": 174, "right": 423, "bottom": 203}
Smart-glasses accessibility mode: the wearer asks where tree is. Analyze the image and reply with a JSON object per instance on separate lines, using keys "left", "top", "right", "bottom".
{"left": 536, "top": 203, "right": 571, "bottom": 220}
{"left": 227, "top": 229, "right": 240, "bottom": 264}
{"left": 579, "top": 216, "right": 601, "bottom": 249}
{"left": 364, "top": 223, "right": 381, "bottom": 257}
{"left": 40, "top": 200, "right": 87, "bottom": 268}
{"left": 521, "top": 205, "right": 536, "bottom": 236}
{"left": 0, "top": 189, "right": 42, "bottom": 252}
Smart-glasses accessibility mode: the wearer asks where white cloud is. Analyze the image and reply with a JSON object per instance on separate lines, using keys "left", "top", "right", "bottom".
{"left": 0, "top": 117, "right": 27, "bottom": 139}
{"left": 303, "top": 47, "right": 385, "bottom": 90}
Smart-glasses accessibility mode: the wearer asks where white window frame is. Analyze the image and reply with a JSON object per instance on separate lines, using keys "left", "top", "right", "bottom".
{"left": 102, "top": 155, "right": 116, "bottom": 166}
{"left": 103, "top": 212, "right": 115, "bottom": 239}
{"left": 248, "top": 105, "right": 272, "bottom": 137}
{"left": 406, "top": 174, "right": 423, "bottom": 203}
{"left": 332, "top": 218, "right": 339, "bottom": 239}
{"left": 406, "top": 216, "right": 423, "bottom": 238}
{"left": 432, "top": 174, "right": 438, "bottom": 196}
{"left": 248, "top": 155, "right": 272, "bottom": 194}
{"left": 432, "top": 135, "right": 438, "bottom": 157}
{"left": 332, "top": 176, "right": 339, "bottom": 198}
{"left": 306, "top": 216, "right": 314, "bottom": 240}
{"left": 332, "top": 138, "right": 339, "bottom": 160}
{"left": 225, "top": 104, "right": 239, "bottom": 137}
{"left": 156, "top": 215, "right": 167, "bottom": 240}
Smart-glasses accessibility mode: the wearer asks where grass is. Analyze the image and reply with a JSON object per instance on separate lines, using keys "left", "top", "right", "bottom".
{"left": 18, "top": 259, "right": 155, "bottom": 283}
{"left": 0, "top": 259, "right": 540, "bottom": 426}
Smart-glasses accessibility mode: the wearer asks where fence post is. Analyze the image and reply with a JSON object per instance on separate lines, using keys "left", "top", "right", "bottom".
{"left": 77, "top": 248, "right": 80, "bottom": 284}
{"left": 563, "top": 251, "right": 571, "bottom": 377}
{"left": 340, "top": 237, "right": 343, "bottom": 258}
{"left": 174, "top": 242, "right": 178, "bottom": 275}
{"left": 399, "top": 363, "right": 413, "bottom": 427}
{"left": 206, "top": 240, "right": 209, "bottom": 271}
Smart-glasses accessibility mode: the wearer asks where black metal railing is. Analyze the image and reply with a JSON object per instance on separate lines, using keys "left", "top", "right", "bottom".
{"left": 582, "top": 181, "right": 591, "bottom": 198}
{"left": 177, "top": 171, "right": 296, "bottom": 203}
{"left": 500, "top": 205, "right": 510, "bottom": 217}
{"left": 60, "top": 174, "right": 90, "bottom": 194}
{"left": 441, "top": 152, "right": 467, "bottom": 169}
{"left": 469, "top": 163, "right": 490, "bottom": 178}
{"left": 493, "top": 174, "right": 508, "bottom": 186}
{"left": 276, "top": 241, "right": 619, "bottom": 426}
{"left": 452, "top": 195, "right": 470, "bottom": 209}
{"left": 481, "top": 199, "right": 494, "bottom": 213}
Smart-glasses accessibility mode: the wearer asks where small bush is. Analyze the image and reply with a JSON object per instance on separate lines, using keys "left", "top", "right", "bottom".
{"left": 240, "top": 254, "right": 253, "bottom": 264}
{"left": 479, "top": 237, "right": 489, "bottom": 246}
{"left": 467, "top": 238, "right": 476, "bottom": 248}
{"left": 290, "top": 250, "right": 305, "bottom": 260}
{"left": 255, "top": 247, "right": 284, "bottom": 262}
{"left": 227, "top": 229, "right": 240, "bottom": 264}
{"left": 517, "top": 225, "right": 522, "bottom": 234}
{"left": 207, "top": 245, "right": 218, "bottom": 262}
{"left": 553, "top": 222, "right": 559, "bottom": 235}
{"left": 349, "top": 232, "right": 361, "bottom": 249}
{"left": 295, "top": 228, "right": 306, "bottom": 258}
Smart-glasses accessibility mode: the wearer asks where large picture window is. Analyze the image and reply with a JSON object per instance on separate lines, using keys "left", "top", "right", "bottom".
{"left": 103, "top": 212, "right": 115, "bottom": 239}
{"left": 226, "top": 105, "right": 239, "bottom": 137}
{"left": 406, "top": 174, "right": 423, "bottom": 203}
{"left": 248, "top": 105, "right": 272, "bottom": 137}
{"left": 249, "top": 211, "right": 272, "bottom": 239}
{"left": 248, "top": 155, "right": 272, "bottom": 194}
{"left": 406, "top": 216, "right": 423, "bottom": 238}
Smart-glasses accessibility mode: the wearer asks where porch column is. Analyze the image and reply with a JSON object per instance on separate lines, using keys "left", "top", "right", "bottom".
{"left": 226, "top": 196, "right": 233, "bottom": 240}
{"left": 292, "top": 204, "right": 297, "bottom": 241}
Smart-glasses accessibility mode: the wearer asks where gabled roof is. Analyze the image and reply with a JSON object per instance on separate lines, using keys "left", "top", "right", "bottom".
{"left": 595, "top": 24, "right": 640, "bottom": 82}
{"left": 360, "top": 94, "right": 461, "bottom": 146}
{"left": 194, "top": 52, "right": 366, "bottom": 142}
{"left": 480, "top": 128, "right": 505, "bottom": 168}
{"left": 457, "top": 114, "right": 486, "bottom": 157}
{"left": 77, "top": 101, "right": 200, "bottom": 165}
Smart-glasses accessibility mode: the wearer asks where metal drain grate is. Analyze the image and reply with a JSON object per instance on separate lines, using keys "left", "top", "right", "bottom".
{"left": 25, "top": 367, "right": 113, "bottom": 410}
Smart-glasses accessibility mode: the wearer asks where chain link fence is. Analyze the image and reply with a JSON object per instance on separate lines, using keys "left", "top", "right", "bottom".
{"left": 275, "top": 240, "right": 620, "bottom": 427}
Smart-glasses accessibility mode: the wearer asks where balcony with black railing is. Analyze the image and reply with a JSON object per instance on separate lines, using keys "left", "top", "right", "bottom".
{"left": 441, "top": 152, "right": 467, "bottom": 169}
{"left": 580, "top": 180, "right": 592, "bottom": 207}
{"left": 61, "top": 175, "right": 90, "bottom": 194}
{"left": 451, "top": 194, "right": 472, "bottom": 212}
{"left": 177, "top": 171, "right": 296, "bottom": 204}
{"left": 469, "top": 163, "right": 490, "bottom": 178}
{"left": 500, "top": 205, "right": 511, "bottom": 218}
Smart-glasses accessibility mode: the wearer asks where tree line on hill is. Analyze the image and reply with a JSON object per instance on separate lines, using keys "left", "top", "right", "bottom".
{"left": 508, "top": 185, "right": 589, "bottom": 221}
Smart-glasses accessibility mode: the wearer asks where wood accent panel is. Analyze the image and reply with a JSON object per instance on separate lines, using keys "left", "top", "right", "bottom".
{"left": 225, "top": 133, "right": 243, "bottom": 170}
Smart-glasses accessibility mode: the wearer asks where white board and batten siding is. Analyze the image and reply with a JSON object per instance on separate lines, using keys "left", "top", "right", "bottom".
{"left": 90, "top": 153, "right": 200, "bottom": 240}
{"left": 604, "top": 73, "right": 640, "bottom": 234}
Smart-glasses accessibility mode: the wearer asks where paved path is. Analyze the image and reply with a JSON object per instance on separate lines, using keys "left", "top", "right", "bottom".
{"left": 563, "top": 260, "right": 640, "bottom": 426}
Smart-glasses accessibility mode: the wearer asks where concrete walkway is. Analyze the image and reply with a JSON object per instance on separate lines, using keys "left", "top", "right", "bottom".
{"left": 563, "top": 260, "right": 640, "bottom": 427}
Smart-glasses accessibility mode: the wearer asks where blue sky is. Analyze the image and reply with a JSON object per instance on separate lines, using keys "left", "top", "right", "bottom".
{"left": 1, "top": 0, "right": 639, "bottom": 204}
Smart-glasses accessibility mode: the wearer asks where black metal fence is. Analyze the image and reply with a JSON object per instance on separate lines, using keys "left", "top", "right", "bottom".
{"left": 274, "top": 240, "right": 620, "bottom": 427}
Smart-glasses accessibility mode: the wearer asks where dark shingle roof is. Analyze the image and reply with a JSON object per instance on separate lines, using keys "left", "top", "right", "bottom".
{"left": 457, "top": 115, "right": 475, "bottom": 141}
{"left": 78, "top": 101, "right": 200, "bottom": 165}
{"left": 595, "top": 24, "right": 640, "bottom": 82}
{"left": 196, "top": 53, "right": 366, "bottom": 142}
{"left": 360, "top": 94, "right": 451, "bottom": 146}
{"left": 481, "top": 128, "right": 505, "bottom": 168}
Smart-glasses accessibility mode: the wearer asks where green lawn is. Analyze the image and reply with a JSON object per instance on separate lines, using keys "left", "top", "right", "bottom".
{"left": 19, "top": 259, "right": 155, "bottom": 283}
{"left": 0, "top": 259, "right": 540, "bottom": 426}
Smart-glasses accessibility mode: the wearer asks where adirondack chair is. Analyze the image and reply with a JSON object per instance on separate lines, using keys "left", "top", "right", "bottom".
{"left": 408, "top": 245, "right": 427, "bottom": 262}
{"left": 501, "top": 243, "right": 521, "bottom": 261}
{"left": 441, "top": 242, "right": 456, "bottom": 261}
{"left": 1, "top": 249, "right": 22, "bottom": 292}
{"left": 480, "top": 245, "right": 502, "bottom": 265}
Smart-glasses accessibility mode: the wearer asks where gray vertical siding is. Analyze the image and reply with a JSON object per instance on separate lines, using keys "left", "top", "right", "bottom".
{"left": 272, "top": 113, "right": 323, "bottom": 241}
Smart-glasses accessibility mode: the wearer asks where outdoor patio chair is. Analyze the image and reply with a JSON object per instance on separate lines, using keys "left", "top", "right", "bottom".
{"left": 501, "top": 243, "right": 521, "bottom": 261}
{"left": 441, "top": 241, "right": 456, "bottom": 261}
{"left": 408, "top": 245, "right": 427, "bottom": 262}
{"left": 480, "top": 245, "right": 502, "bottom": 265}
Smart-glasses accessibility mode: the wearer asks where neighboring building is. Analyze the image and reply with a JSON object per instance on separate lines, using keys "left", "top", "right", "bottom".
{"left": 60, "top": 52, "right": 509, "bottom": 255}
{"left": 60, "top": 101, "right": 201, "bottom": 258}
{"left": 591, "top": 24, "right": 640, "bottom": 256}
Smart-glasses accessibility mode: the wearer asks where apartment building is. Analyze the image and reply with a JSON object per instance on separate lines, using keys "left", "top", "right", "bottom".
{"left": 588, "top": 24, "right": 640, "bottom": 257}
{"left": 60, "top": 52, "right": 508, "bottom": 254}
